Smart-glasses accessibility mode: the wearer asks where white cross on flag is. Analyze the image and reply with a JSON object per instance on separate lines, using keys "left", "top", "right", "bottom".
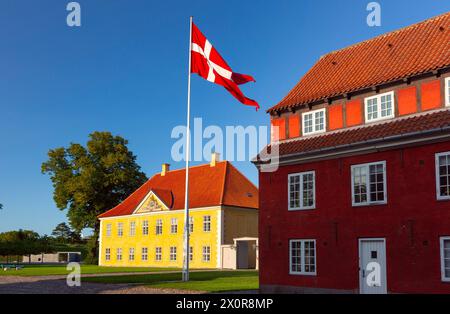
{"left": 191, "top": 23, "right": 259, "bottom": 110}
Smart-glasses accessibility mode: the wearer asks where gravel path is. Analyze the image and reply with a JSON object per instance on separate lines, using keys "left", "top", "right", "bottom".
{"left": 0, "top": 275, "right": 203, "bottom": 294}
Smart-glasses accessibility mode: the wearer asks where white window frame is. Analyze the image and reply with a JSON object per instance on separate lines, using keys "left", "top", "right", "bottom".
{"left": 289, "top": 239, "right": 317, "bottom": 276}
{"left": 171, "top": 218, "right": 178, "bottom": 234}
{"left": 170, "top": 246, "right": 177, "bottom": 261}
{"left": 189, "top": 246, "right": 194, "bottom": 261}
{"left": 156, "top": 219, "right": 163, "bottom": 235}
{"left": 129, "top": 221, "right": 136, "bottom": 236}
{"left": 142, "top": 247, "right": 148, "bottom": 261}
{"left": 440, "top": 237, "right": 450, "bottom": 282}
{"left": 203, "top": 215, "right": 211, "bottom": 232}
{"left": 129, "top": 248, "right": 135, "bottom": 261}
{"left": 106, "top": 224, "right": 112, "bottom": 237}
{"left": 116, "top": 248, "right": 122, "bottom": 261}
{"left": 155, "top": 247, "right": 162, "bottom": 261}
{"left": 351, "top": 161, "right": 387, "bottom": 206}
{"left": 202, "top": 246, "right": 211, "bottom": 262}
{"left": 364, "top": 91, "right": 395, "bottom": 123}
{"left": 117, "top": 223, "right": 123, "bottom": 237}
{"left": 288, "top": 171, "right": 316, "bottom": 211}
{"left": 142, "top": 220, "right": 149, "bottom": 235}
{"left": 105, "top": 248, "right": 111, "bottom": 261}
{"left": 302, "top": 108, "right": 326, "bottom": 136}
{"left": 436, "top": 152, "right": 450, "bottom": 200}
{"left": 445, "top": 77, "right": 450, "bottom": 107}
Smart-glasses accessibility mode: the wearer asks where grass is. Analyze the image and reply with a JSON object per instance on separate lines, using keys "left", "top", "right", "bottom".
{"left": 0, "top": 264, "right": 179, "bottom": 276}
{"left": 83, "top": 270, "right": 259, "bottom": 292}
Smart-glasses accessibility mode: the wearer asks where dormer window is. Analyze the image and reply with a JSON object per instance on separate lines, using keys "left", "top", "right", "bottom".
{"left": 302, "top": 108, "right": 326, "bottom": 135}
{"left": 364, "top": 91, "right": 395, "bottom": 123}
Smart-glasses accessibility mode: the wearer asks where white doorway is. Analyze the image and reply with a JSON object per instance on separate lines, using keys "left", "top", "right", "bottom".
{"left": 359, "top": 238, "right": 387, "bottom": 294}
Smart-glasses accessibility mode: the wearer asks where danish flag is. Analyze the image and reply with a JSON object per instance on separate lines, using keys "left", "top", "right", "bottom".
{"left": 190, "top": 23, "right": 260, "bottom": 110}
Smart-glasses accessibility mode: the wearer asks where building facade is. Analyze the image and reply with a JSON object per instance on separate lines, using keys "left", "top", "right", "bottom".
{"left": 98, "top": 155, "right": 258, "bottom": 269}
{"left": 254, "top": 13, "right": 450, "bottom": 293}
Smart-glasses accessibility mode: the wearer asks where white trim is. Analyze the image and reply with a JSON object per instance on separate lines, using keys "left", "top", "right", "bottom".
{"left": 364, "top": 91, "right": 395, "bottom": 123}
{"left": 98, "top": 220, "right": 103, "bottom": 266}
{"left": 132, "top": 190, "right": 169, "bottom": 214}
{"left": 351, "top": 161, "right": 387, "bottom": 207}
{"left": 440, "top": 236, "right": 450, "bottom": 282}
{"left": 302, "top": 108, "right": 326, "bottom": 136}
{"left": 288, "top": 171, "right": 316, "bottom": 211}
{"left": 289, "top": 239, "right": 317, "bottom": 276}
{"left": 99, "top": 206, "right": 224, "bottom": 220}
{"left": 445, "top": 77, "right": 450, "bottom": 107}
{"left": 436, "top": 151, "right": 450, "bottom": 201}
{"left": 358, "top": 238, "right": 387, "bottom": 294}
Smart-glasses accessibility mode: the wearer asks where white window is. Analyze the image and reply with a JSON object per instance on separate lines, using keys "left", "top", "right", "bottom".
{"left": 189, "top": 217, "right": 194, "bottom": 233}
{"left": 203, "top": 216, "right": 211, "bottom": 232}
{"left": 288, "top": 171, "right": 316, "bottom": 210}
{"left": 436, "top": 152, "right": 450, "bottom": 200}
{"left": 289, "top": 239, "right": 316, "bottom": 275}
{"left": 106, "top": 224, "right": 112, "bottom": 237}
{"left": 302, "top": 108, "right": 326, "bottom": 135}
{"left": 142, "top": 247, "right": 148, "bottom": 261}
{"left": 202, "top": 246, "right": 211, "bottom": 262}
{"left": 129, "top": 248, "right": 135, "bottom": 261}
{"left": 129, "top": 221, "right": 136, "bottom": 236}
{"left": 156, "top": 219, "right": 163, "bottom": 235}
{"left": 189, "top": 246, "right": 194, "bottom": 261}
{"left": 351, "top": 161, "right": 387, "bottom": 206}
{"left": 445, "top": 77, "right": 450, "bottom": 107}
{"left": 116, "top": 248, "right": 122, "bottom": 261}
{"left": 364, "top": 91, "right": 395, "bottom": 123}
{"left": 440, "top": 237, "right": 450, "bottom": 282}
{"left": 170, "top": 247, "right": 177, "bottom": 261}
{"left": 117, "top": 223, "right": 123, "bottom": 237}
{"left": 142, "top": 220, "right": 149, "bottom": 235}
{"left": 171, "top": 218, "right": 178, "bottom": 234}
{"left": 155, "top": 247, "right": 162, "bottom": 261}
{"left": 105, "top": 248, "right": 111, "bottom": 261}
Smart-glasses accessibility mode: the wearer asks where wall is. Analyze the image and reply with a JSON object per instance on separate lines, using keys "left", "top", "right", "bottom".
{"left": 270, "top": 73, "right": 450, "bottom": 142}
{"left": 223, "top": 207, "right": 258, "bottom": 244}
{"left": 99, "top": 207, "right": 220, "bottom": 269}
{"left": 259, "top": 141, "right": 450, "bottom": 293}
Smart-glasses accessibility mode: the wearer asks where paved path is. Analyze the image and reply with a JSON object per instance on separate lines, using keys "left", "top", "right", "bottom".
{"left": 0, "top": 275, "right": 203, "bottom": 294}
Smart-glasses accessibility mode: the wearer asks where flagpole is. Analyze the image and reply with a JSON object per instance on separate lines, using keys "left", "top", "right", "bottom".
{"left": 182, "top": 16, "right": 193, "bottom": 282}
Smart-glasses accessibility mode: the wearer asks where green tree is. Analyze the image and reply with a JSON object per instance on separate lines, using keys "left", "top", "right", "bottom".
{"left": 41, "top": 131, "right": 147, "bottom": 263}
{"left": 51, "top": 222, "right": 80, "bottom": 243}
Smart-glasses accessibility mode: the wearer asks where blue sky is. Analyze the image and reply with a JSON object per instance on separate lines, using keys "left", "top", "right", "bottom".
{"left": 0, "top": 0, "right": 449, "bottom": 235}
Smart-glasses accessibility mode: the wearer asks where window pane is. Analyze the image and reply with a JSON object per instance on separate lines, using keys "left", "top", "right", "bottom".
{"left": 315, "top": 111, "right": 324, "bottom": 131}
{"left": 304, "top": 114, "right": 313, "bottom": 134}
{"left": 353, "top": 166, "right": 368, "bottom": 203}
{"left": 289, "top": 175, "right": 301, "bottom": 208}
{"left": 438, "top": 154, "right": 450, "bottom": 197}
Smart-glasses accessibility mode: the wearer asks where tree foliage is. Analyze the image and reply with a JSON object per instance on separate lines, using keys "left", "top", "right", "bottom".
{"left": 51, "top": 222, "right": 80, "bottom": 243}
{"left": 41, "top": 131, "right": 147, "bottom": 232}
{"left": 0, "top": 230, "right": 54, "bottom": 257}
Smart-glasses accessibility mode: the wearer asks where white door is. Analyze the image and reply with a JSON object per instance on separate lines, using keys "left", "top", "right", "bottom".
{"left": 359, "top": 239, "right": 387, "bottom": 294}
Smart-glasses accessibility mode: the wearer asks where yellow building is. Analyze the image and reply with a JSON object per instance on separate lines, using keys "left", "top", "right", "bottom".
{"left": 98, "top": 154, "right": 258, "bottom": 269}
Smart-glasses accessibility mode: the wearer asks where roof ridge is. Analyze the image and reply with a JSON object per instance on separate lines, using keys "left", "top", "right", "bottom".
{"left": 325, "top": 11, "right": 449, "bottom": 58}
{"left": 157, "top": 160, "right": 227, "bottom": 176}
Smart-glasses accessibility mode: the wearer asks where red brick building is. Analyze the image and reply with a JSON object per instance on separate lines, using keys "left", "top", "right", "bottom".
{"left": 254, "top": 13, "right": 450, "bottom": 293}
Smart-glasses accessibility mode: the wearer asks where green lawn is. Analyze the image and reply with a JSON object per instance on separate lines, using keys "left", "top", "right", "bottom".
{"left": 0, "top": 264, "right": 179, "bottom": 276}
{"left": 83, "top": 270, "right": 259, "bottom": 292}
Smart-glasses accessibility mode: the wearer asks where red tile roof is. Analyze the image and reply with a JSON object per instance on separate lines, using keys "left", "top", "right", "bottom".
{"left": 268, "top": 12, "right": 450, "bottom": 114}
{"left": 98, "top": 161, "right": 258, "bottom": 218}
{"left": 267, "top": 109, "right": 450, "bottom": 158}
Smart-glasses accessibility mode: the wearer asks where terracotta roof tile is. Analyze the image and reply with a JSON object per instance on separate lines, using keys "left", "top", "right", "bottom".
{"left": 268, "top": 12, "right": 450, "bottom": 114}
{"left": 270, "top": 109, "right": 450, "bottom": 157}
{"left": 98, "top": 161, "right": 258, "bottom": 218}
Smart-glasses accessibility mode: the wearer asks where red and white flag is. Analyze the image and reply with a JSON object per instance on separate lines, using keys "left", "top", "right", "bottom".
{"left": 190, "top": 23, "right": 260, "bottom": 110}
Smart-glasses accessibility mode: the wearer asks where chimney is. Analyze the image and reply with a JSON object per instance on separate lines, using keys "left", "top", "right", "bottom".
{"left": 210, "top": 152, "right": 220, "bottom": 167}
{"left": 161, "top": 163, "right": 170, "bottom": 176}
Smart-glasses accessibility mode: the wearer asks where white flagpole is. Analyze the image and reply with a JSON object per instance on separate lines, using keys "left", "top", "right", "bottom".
{"left": 182, "top": 16, "right": 193, "bottom": 282}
